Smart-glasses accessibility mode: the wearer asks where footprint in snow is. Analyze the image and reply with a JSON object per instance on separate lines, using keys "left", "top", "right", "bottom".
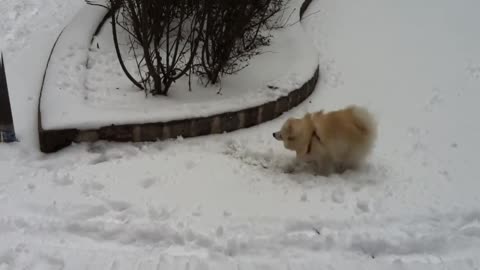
{"left": 52, "top": 174, "right": 74, "bottom": 186}
{"left": 71, "top": 205, "right": 109, "bottom": 220}
{"left": 29, "top": 254, "right": 65, "bottom": 270}
{"left": 139, "top": 177, "right": 157, "bottom": 189}
{"left": 104, "top": 199, "right": 131, "bottom": 212}
{"left": 331, "top": 188, "right": 345, "bottom": 203}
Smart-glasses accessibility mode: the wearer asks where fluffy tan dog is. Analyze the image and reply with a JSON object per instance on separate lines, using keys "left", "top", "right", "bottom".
{"left": 273, "top": 105, "right": 377, "bottom": 175}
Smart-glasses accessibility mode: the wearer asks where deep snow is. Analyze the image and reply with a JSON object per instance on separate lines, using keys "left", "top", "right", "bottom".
{"left": 1, "top": 0, "right": 480, "bottom": 269}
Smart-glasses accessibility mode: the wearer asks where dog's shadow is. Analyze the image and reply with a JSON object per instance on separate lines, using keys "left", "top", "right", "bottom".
{"left": 287, "top": 162, "right": 384, "bottom": 188}
{"left": 223, "top": 140, "right": 384, "bottom": 187}
{"left": 223, "top": 140, "right": 295, "bottom": 172}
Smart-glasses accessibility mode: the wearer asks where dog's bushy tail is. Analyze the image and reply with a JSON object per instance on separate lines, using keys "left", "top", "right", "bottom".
{"left": 349, "top": 105, "right": 377, "bottom": 145}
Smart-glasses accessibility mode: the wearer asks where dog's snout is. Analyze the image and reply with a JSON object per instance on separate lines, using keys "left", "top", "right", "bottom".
{"left": 273, "top": 132, "right": 282, "bottom": 140}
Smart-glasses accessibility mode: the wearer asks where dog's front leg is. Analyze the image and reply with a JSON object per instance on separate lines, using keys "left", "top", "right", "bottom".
{"left": 334, "top": 162, "right": 347, "bottom": 174}
{"left": 314, "top": 158, "right": 335, "bottom": 176}
{"left": 283, "top": 159, "right": 298, "bottom": 174}
{"left": 282, "top": 152, "right": 312, "bottom": 174}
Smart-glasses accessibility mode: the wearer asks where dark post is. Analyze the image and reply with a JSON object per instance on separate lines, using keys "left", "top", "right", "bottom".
{"left": 0, "top": 53, "right": 17, "bottom": 142}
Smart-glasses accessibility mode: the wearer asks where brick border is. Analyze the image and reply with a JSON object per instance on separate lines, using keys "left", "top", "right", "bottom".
{"left": 39, "top": 0, "right": 319, "bottom": 153}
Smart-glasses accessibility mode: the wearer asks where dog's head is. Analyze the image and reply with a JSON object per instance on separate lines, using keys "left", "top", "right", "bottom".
{"left": 273, "top": 115, "right": 314, "bottom": 154}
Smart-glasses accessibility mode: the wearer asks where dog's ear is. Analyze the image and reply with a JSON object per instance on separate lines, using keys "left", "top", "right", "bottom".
{"left": 283, "top": 119, "right": 294, "bottom": 134}
{"left": 296, "top": 128, "right": 315, "bottom": 156}
{"left": 296, "top": 134, "right": 312, "bottom": 156}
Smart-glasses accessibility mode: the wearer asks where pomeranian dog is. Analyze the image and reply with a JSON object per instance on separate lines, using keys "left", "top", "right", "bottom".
{"left": 273, "top": 105, "right": 377, "bottom": 175}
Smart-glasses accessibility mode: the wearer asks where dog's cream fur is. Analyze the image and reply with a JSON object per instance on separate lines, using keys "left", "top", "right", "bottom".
{"left": 273, "top": 105, "right": 377, "bottom": 175}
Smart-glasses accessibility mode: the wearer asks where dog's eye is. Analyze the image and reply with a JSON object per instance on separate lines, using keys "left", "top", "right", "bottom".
{"left": 287, "top": 136, "right": 295, "bottom": 141}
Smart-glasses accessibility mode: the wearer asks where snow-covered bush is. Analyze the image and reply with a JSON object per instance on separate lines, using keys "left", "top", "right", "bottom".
{"left": 194, "top": 0, "right": 285, "bottom": 85}
{"left": 86, "top": 0, "right": 285, "bottom": 96}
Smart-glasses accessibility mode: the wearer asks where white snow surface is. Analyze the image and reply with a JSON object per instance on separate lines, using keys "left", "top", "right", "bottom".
{"left": 39, "top": 0, "right": 318, "bottom": 130}
{"left": 2, "top": 0, "right": 480, "bottom": 269}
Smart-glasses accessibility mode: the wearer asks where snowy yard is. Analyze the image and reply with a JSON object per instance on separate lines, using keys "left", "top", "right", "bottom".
{"left": 1, "top": 0, "right": 480, "bottom": 269}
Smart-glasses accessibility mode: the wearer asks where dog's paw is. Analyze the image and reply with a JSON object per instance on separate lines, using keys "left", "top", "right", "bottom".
{"left": 283, "top": 159, "right": 310, "bottom": 174}
{"left": 334, "top": 163, "right": 347, "bottom": 174}
{"left": 283, "top": 165, "right": 296, "bottom": 174}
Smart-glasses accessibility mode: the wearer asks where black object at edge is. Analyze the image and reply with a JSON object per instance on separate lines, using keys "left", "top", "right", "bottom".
{"left": 0, "top": 52, "right": 17, "bottom": 143}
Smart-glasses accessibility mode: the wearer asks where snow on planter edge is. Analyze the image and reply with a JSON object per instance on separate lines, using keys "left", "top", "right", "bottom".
{"left": 39, "top": 5, "right": 109, "bottom": 130}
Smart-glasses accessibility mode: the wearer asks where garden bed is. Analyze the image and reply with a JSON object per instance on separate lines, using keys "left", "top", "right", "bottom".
{"left": 38, "top": 0, "right": 319, "bottom": 153}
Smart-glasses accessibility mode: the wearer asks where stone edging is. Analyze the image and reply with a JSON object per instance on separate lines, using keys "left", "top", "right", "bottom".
{"left": 38, "top": 0, "right": 319, "bottom": 153}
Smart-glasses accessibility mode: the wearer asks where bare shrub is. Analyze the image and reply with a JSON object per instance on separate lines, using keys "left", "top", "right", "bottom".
{"left": 87, "top": 0, "right": 284, "bottom": 95}
{"left": 195, "top": 0, "right": 284, "bottom": 85}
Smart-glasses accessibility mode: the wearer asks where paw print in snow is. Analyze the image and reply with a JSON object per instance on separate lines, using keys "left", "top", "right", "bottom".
{"left": 424, "top": 88, "right": 444, "bottom": 112}
{"left": 467, "top": 64, "right": 480, "bottom": 79}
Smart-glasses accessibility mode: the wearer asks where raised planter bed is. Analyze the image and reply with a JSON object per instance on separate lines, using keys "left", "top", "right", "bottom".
{"left": 38, "top": 0, "right": 319, "bottom": 153}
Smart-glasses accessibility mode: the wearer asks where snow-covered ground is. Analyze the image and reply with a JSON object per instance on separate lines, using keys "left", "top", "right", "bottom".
{"left": 1, "top": 0, "right": 480, "bottom": 269}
